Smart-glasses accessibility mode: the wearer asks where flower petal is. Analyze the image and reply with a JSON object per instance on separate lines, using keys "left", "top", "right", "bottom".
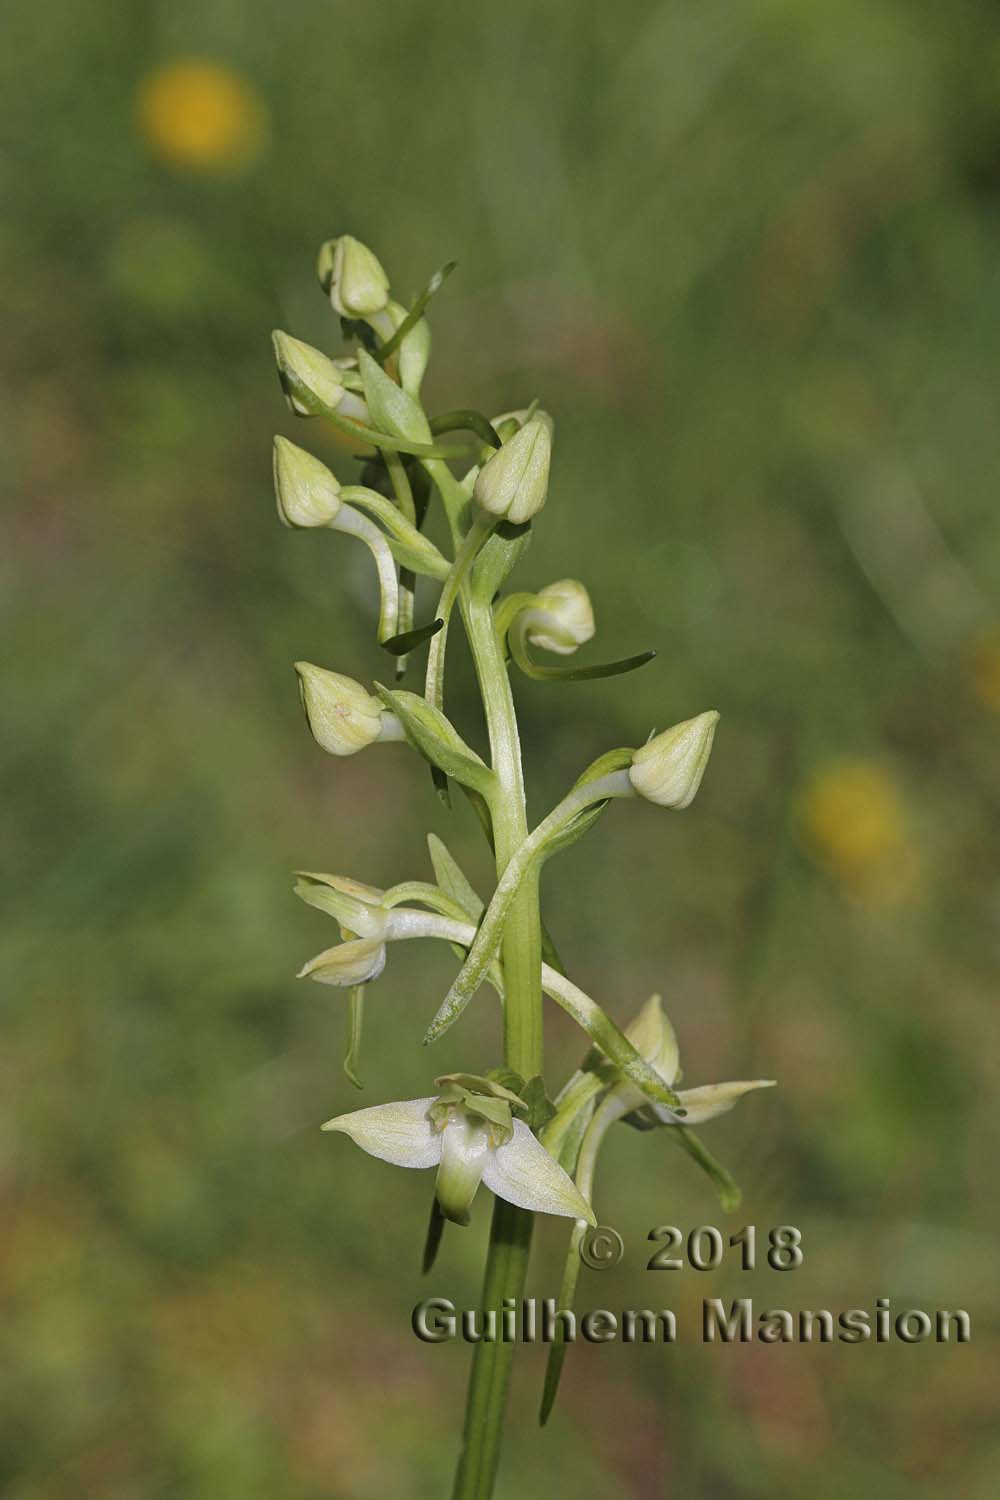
{"left": 624, "top": 993, "right": 680, "bottom": 1086}
{"left": 294, "top": 872, "right": 388, "bottom": 938}
{"left": 321, "top": 1097, "right": 441, "bottom": 1167}
{"left": 298, "top": 938, "right": 386, "bottom": 987}
{"left": 657, "top": 1079, "right": 776, "bottom": 1125}
{"left": 482, "top": 1119, "right": 597, "bottom": 1223}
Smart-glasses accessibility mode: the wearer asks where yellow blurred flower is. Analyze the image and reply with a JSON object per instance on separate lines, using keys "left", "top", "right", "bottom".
{"left": 962, "top": 625, "right": 1000, "bottom": 711}
{"left": 135, "top": 59, "right": 266, "bottom": 172}
{"left": 796, "top": 758, "right": 913, "bottom": 898}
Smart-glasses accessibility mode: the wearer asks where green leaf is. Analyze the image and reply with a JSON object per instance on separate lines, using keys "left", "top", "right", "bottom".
{"left": 512, "top": 630, "right": 657, "bottom": 683}
{"left": 376, "top": 260, "right": 457, "bottom": 362}
{"left": 427, "top": 833, "right": 485, "bottom": 922}
{"left": 380, "top": 618, "right": 444, "bottom": 657}
{"left": 520, "top": 1075, "right": 557, "bottom": 1134}
{"left": 358, "top": 347, "right": 433, "bottom": 445}
{"left": 374, "top": 684, "right": 496, "bottom": 799}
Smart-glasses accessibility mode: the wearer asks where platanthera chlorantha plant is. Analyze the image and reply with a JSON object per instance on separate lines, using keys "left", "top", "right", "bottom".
{"left": 272, "top": 234, "right": 775, "bottom": 1500}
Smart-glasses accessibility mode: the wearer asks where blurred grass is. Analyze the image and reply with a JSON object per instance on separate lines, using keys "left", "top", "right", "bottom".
{"left": 3, "top": 0, "right": 1000, "bottom": 1496}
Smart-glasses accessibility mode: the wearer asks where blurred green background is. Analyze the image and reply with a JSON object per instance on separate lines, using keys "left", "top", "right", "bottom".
{"left": 4, "top": 1, "right": 999, "bottom": 1496}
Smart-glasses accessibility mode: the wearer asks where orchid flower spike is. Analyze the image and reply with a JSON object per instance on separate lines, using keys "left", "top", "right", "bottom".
{"left": 607, "top": 993, "right": 775, "bottom": 1126}
{"left": 322, "top": 1074, "right": 596, "bottom": 1226}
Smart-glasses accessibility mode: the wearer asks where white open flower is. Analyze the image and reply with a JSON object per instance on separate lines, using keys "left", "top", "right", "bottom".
{"left": 611, "top": 993, "right": 774, "bottom": 1125}
{"left": 322, "top": 1085, "right": 597, "bottom": 1226}
{"left": 629, "top": 710, "right": 719, "bottom": 809}
{"left": 522, "top": 580, "right": 595, "bottom": 655}
{"left": 295, "top": 663, "right": 401, "bottom": 756}
{"left": 295, "top": 873, "right": 390, "bottom": 987}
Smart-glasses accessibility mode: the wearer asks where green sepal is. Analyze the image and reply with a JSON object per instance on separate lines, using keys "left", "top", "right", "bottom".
{"left": 373, "top": 684, "right": 496, "bottom": 800}
{"left": 520, "top": 1075, "right": 557, "bottom": 1134}
{"left": 485, "top": 1066, "right": 525, "bottom": 1096}
{"left": 380, "top": 618, "right": 444, "bottom": 657}
{"left": 357, "top": 347, "right": 433, "bottom": 446}
{"left": 375, "top": 260, "right": 456, "bottom": 363}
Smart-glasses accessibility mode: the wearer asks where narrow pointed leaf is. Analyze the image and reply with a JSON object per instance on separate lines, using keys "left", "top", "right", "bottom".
{"left": 376, "top": 260, "right": 457, "bottom": 362}
{"left": 427, "top": 833, "right": 485, "bottom": 921}
{"left": 512, "top": 629, "right": 657, "bottom": 683}
{"left": 358, "top": 347, "right": 433, "bottom": 445}
{"left": 380, "top": 618, "right": 444, "bottom": 657}
{"left": 374, "top": 684, "right": 496, "bottom": 799}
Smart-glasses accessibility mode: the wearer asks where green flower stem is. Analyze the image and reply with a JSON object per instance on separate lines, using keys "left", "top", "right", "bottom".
{"left": 450, "top": 591, "right": 541, "bottom": 1500}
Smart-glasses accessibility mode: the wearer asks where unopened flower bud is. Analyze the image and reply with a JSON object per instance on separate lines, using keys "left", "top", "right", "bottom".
{"left": 523, "top": 579, "right": 595, "bottom": 655}
{"left": 317, "top": 235, "right": 390, "bottom": 319}
{"left": 474, "top": 415, "right": 552, "bottom": 524}
{"left": 295, "top": 663, "right": 384, "bottom": 756}
{"left": 629, "top": 711, "right": 719, "bottom": 809}
{"left": 272, "top": 330, "right": 346, "bottom": 416}
{"left": 273, "top": 436, "right": 341, "bottom": 528}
